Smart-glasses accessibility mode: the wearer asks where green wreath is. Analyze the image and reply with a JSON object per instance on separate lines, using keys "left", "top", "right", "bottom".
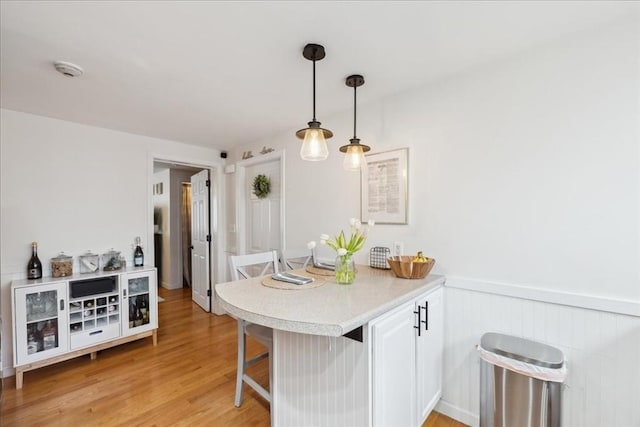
{"left": 252, "top": 174, "right": 271, "bottom": 199}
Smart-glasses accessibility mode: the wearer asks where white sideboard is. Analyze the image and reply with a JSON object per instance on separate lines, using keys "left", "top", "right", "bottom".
{"left": 11, "top": 266, "right": 158, "bottom": 389}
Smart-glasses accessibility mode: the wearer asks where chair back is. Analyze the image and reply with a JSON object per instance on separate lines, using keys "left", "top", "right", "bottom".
{"left": 229, "top": 250, "right": 280, "bottom": 281}
{"left": 281, "top": 249, "right": 312, "bottom": 271}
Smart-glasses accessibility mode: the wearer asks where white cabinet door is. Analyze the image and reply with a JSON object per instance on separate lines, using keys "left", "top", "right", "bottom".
{"left": 371, "top": 299, "right": 418, "bottom": 427}
{"left": 416, "top": 287, "right": 444, "bottom": 424}
{"left": 122, "top": 270, "right": 158, "bottom": 336}
{"left": 13, "top": 281, "right": 69, "bottom": 365}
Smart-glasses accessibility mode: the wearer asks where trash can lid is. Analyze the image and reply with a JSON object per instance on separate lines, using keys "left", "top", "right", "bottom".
{"left": 480, "top": 332, "right": 564, "bottom": 369}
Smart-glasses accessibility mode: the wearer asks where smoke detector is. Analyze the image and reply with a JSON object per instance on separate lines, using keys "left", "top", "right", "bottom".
{"left": 53, "top": 61, "right": 84, "bottom": 78}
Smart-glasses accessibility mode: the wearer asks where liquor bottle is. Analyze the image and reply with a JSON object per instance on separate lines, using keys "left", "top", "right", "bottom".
{"left": 27, "top": 242, "right": 43, "bottom": 279}
{"left": 133, "top": 236, "right": 144, "bottom": 267}
{"left": 42, "top": 320, "right": 57, "bottom": 350}
{"left": 27, "top": 333, "right": 38, "bottom": 355}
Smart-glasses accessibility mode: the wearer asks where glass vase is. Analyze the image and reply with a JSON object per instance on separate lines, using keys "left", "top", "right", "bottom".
{"left": 335, "top": 254, "right": 356, "bottom": 285}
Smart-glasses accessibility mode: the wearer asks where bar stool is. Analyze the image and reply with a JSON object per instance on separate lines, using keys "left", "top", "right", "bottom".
{"left": 281, "top": 248, "right": 313, "bottom": 271}
{"left": 228, "top": 250, "right": 279, "bottom": 407}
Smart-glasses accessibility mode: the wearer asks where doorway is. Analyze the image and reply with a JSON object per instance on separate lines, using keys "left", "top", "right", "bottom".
{"left": 152, "top": 160, "right": 213, "bottom": 312}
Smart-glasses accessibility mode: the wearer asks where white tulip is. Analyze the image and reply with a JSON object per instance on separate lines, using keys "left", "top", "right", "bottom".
{"left": 337, "top": 248, "right": 348, "bottom": 256}
{"left": 368, "top": 219, "right": 375, "bottom": 227}
{"left": 307, "top": 241, "right": 316, "bottom": 249}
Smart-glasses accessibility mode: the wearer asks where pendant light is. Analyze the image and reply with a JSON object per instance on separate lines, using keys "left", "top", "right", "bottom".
{"left": 340, "top": 74, "right": 370, "bottom": 171}
{"left": 296, "top": 43, "right": 333, "bottom": 161}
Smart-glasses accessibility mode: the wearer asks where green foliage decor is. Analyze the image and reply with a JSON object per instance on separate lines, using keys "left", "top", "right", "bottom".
{"left": 253, "top": 174, "right": 271, "bottom": 199}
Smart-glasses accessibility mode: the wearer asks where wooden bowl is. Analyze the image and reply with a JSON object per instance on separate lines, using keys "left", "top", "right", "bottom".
{"left": 387, "top": 256, "right": 435, "bottom": 279}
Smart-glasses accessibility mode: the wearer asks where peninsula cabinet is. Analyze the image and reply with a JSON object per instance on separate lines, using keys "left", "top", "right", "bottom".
{"left": 370, "top": 286, "right": 444, "bottom": 427}
{"left": 217, "top": 267, "right": 446, "bottom": 427}
{"left": 11, "top": 267, "right": 158, "bottom": 389}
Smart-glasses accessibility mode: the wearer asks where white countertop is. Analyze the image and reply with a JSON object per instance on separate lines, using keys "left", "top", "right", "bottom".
{"left": 215, "top": 266, "right": 445, "bottom": 337}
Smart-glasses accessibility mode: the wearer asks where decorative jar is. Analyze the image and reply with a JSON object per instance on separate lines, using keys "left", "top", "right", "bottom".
{"left": 51, "top": 252, "right": 73, "bottom": 277}
{"left": 79, "top": 251, "right": 99, "bottom": 274}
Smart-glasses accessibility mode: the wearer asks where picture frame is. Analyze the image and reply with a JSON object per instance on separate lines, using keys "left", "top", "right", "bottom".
{"left": 360, "top": 148, "right": 408, "bottom": 224}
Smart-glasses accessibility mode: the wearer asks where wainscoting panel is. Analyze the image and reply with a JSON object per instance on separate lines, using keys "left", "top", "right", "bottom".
{"left": 273, "top": 330, "right": 370, "bottom": 427}
{"left": 438, "top": 286, "right": 640, "bottom": 427}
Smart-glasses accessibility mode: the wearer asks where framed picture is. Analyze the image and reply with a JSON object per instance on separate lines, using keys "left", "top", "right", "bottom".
{"left": 360, "top": 148, "right": 408, "bottom": 224}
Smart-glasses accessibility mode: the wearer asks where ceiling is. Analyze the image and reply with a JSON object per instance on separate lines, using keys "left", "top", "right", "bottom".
{"left": 0, "top": 1, "right": 635, "bottom": 151}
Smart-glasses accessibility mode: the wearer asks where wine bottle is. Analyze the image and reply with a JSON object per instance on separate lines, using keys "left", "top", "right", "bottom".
{"left": 134, "top": 301, "right": 143, "bottom": 327}
{"left": 27, "top": 242, "right": 43, "bottom": 279}
{"left": 133, "top": 236, "right": 144, "bottom": 267}
{"left": 129, "top": 300, "right": 136, "bottom": 328}
{"left": 139, "top": 296, "right": 148, "bottom": 324}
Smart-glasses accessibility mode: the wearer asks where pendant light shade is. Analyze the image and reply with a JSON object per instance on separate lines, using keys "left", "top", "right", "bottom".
{"left": 296, "top": 43, "right": 333, "bottom": 161}
{"left": 340, "top": 74, "right": 370, "bottom": 171}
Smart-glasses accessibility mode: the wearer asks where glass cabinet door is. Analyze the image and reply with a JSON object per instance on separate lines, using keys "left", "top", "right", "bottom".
{"left": 123, "top": 270, "right": 157, "bottom": 336}
{"left": 14, "top": 282, "right": 68, "bottom": 364}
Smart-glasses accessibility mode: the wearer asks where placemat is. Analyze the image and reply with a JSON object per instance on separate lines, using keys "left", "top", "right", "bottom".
{"left": 305, "top": 265, "right": 335, "bottom": 276}
{"left": 262, "top": 272, "right": 326, "bottom": 290}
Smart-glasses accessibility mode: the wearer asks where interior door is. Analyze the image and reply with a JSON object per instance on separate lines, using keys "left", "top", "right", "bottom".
{"left": 245, "top": 161, "right": 280, "bottom": 254}
{"left": 190, "top": 169, "right": 211, "bottom": 312}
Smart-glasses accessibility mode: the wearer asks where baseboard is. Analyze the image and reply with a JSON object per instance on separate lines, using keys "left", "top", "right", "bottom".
{"left": 436, "top": 399, "right": 479, "bottom": 427}
{"left": 2, "top": 366, "right": 16, "bottom": 378}
{"left": 160, "top": 281, "right": 181, "bottom": 290}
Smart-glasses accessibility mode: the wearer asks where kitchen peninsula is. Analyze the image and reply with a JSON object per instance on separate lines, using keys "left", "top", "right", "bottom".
{"left": 216, "top": 266, "right": 445, "bottom": 427}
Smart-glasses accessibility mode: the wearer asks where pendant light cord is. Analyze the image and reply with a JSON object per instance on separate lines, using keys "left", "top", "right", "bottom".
{"left": 353, "top": 85, "right": 357, "bottom": 139}
{"left": 312, "top": 51, "right": 317, "bottom": 122}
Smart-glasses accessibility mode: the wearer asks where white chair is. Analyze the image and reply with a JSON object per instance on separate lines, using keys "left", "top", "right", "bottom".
{"left": 228, "top": 250, "right": 279, "bottom": 407}
{"left": 281, "top": 249, "right": 313, "bottom": 271}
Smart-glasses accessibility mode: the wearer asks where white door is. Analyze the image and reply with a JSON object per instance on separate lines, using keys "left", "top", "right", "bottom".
{"left": 190, "top": 169, "right": 211, "bottom": 312}
{"left": 245, "top": 161, "right": 280, "bottom": 254}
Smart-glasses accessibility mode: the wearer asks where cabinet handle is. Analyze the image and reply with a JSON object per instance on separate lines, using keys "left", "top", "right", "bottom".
{"left": 423, "top": 301, "right": 429, "bottom": 331}
{"left": 123, "top": 288, "right": 127, "bottom": 298}
{"left": 89, "top": 330, "right": 103, "bottom": 336}
{"left": 413, "top": 307, "right": 421, "bottom": 337}
{"left": 60, "top": 299, "right": 65, "bottom": 311}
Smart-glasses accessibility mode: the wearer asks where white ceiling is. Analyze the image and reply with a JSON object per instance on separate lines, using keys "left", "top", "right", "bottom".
{"left": 1, "top": 1, "right": 635, "bottom": 151}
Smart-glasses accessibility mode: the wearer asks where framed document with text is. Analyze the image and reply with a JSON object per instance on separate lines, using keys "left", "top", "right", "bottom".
{"left": 360, "top": 148, "right": 408, "bottom": 224}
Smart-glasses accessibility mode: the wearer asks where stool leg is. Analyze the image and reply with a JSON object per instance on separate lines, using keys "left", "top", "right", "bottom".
{"left": 234, "top": 319, "right": 246, "bottom": 407}
{"left": 269, "top": 341, "right": 274, "bottom": 426}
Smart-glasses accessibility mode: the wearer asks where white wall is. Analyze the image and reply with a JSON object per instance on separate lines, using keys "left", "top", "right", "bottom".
{"left": 228, "top": 18, "right": 639, "bottom": 301}
{"left": 0, "top": 109, "right": 221, "bottom": 375}
{"left": 225, "top": 17, "right": 639, "bottom": 426}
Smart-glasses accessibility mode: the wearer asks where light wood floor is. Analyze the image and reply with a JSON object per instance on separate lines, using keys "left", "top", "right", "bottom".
{"left": 1, "top": 287, "right": 465, "bottom": 427}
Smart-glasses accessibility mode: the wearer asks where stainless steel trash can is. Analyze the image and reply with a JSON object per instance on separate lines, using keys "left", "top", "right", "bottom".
{"left": 479, "top": 332, "right": 565, "bottom": 427}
